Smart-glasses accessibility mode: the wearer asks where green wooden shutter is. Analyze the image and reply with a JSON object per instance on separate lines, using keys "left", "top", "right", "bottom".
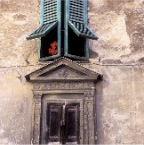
{"left": 26, "top": 0, "right": 59, "bottom": 40}
{"left": 68, "top": 0, "right": 98, "bottom": 40}
{"left": 64, "top": 0, "right": 97, "bottom": 60}
{"left": 65, "top": 103, "right": 80, "bottom": 143}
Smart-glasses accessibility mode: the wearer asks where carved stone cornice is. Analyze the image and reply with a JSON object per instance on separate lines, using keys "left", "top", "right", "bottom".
{"left": 25, "top": 58, "right": 101, "bottom": 82}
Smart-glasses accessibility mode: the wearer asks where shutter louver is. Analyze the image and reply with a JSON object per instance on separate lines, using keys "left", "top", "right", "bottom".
{"left": 47, "top": 103, "right": 62, "bottom": 143}
{"left": 27, "top": 0, "right": 58, "bottom": 40}
{"left": 68, "top": 0, "right": 98, "bottom": 40}
{"left": 65, "top": 103, "right": 80, "bottom": 143}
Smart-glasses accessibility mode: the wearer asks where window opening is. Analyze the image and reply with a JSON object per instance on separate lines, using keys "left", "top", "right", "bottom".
{"left": 40, "top": 27, "right": 58, "bottom": 58}
{"left": 68, "top": 26, "right": 85, "bottom": 57}
{"left": 27, "top": 0, "right": 98, "bottom": 61}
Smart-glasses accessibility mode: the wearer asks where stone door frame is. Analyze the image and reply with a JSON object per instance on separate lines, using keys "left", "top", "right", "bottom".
{"left": 32, "top": 87, "right": 96, "bottom": 144}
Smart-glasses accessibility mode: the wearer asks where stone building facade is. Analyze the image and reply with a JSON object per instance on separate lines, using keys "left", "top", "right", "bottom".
{"left": 0, "top": 0, "right": 144, "bottom": 144}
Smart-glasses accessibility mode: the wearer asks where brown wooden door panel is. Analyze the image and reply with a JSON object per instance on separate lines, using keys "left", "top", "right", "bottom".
{"left": 65, "top": 103, "right": 80, "bottom": 144}
{"left": 40, "top": 102, "right": 80, "bottom": 144}
{"left": 46, "top": 103, "right": 62, "bottom": 143}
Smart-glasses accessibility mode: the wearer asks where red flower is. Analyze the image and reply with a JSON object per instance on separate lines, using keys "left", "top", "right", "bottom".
{"left": 48, "top": 41, "right": 58, "bottom": 55}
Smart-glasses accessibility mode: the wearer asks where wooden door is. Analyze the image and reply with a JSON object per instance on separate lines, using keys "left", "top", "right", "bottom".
{"left": 65, "top": 103, "right": 80, "bottom": 144}
{"left": 40, "top": 102, "right": 80, "bottom": 144}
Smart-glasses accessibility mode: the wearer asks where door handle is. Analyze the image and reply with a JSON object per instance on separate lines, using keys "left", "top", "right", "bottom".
{"left": 60, "top": 103, "right": 66, "bottom": 126}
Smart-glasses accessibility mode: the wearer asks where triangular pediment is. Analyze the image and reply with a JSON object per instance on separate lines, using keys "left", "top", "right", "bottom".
{"left": 39, "top": 65, "right": 87, "bottom": 78}
{"left": 25, "top": 58, "right": 101, "bottom": 82}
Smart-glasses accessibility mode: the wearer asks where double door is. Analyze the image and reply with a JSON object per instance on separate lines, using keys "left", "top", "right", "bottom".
{"left": 40, "top": 102, "right": 80, "bottom": 144}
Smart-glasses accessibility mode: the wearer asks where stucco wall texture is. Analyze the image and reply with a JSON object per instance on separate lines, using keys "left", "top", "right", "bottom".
{"left": 0, "top": 0, "right": 144, "bottom": 144}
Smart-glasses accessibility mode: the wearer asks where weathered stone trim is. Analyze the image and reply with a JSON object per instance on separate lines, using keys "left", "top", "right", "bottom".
{"left": 33, "top": 81, "right": 95, "bottom": 91}
{"left": 33, "top": 94, "right": 42, "bottom": 144}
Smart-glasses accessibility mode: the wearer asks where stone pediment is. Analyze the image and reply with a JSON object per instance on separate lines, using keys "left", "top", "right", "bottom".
{"left": 25, "top": 58, "right": 101, "bottom": 82}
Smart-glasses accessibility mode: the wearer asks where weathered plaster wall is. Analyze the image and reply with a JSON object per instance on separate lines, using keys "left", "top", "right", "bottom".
{"left": 0, "top": 0, "right": 39, "bottom": 66}
{"left": 88, "top": 0, "right": 144, "bottom": 64}
{"left": 88, "top": 65, "right": 144, "bottom": 144}
{"left": 87, "top": 0, "right": 144, "bottom": 143}
{"left": 0, "top": 0, "right": 40, "bottom": 143}
{"left": 0, "top": 0, "right": 144, "bottom": 144}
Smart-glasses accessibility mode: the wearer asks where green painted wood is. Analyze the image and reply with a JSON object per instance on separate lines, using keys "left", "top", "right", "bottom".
{"left": 27, "top": 0, "right": 98, "bottom": 61}
{"left": 68, "top": 0, "right": 98, "bottom": 40}
{"left": 64, "top": 0, "right": 89, "bottom": 60}
{"left": 39, "top": 0, "right": 61, "bottom": 61}
{"left": 26, "top": 22, "right": 57, "bottom": 40}
{"left": 38, "top": 38, "right": 41, "bottom": 60}
{"left": 84, "top": 0, "right": 89, "bottom": 60}
{"left": 65, "top": 54, "right": 88, "bottom": 61}
{"left": 27, "top": 0, "right": 58, "bottom": 40}
{"left": 40, "top": 0, "right": 44, "bottom": 25}
{"left": 56, "top": 0, "right": 62, "bottom": 58}
{"left": 64, "top": 0, "right": 69, "bottom": 56}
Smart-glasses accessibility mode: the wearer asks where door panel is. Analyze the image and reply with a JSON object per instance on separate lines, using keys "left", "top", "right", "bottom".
{"left": 47, "top": 103, "right": 62, "bottom": 143}
{"left": 65, "top": 103, "right": 80, "bottom": 144}
{"left": 41, "top": 102, "right": 80, "bottom": 144}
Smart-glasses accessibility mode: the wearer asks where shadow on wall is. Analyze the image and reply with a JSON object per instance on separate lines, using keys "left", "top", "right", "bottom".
{"left": 95, "top": 81, "right": 104, "bottom": 144}
{"left": 89, "top": 49, "right": 99, "bottom": 58}
{"left": 95, "top": 75, "right": 109, "bottom": 144}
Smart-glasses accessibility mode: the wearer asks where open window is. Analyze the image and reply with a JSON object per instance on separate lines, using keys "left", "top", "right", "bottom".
{"left": 27, "top": 0, "right": 98, "bottom": 61}
{"left": 27, "top": 0, "right": 62, "bottom": 60}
